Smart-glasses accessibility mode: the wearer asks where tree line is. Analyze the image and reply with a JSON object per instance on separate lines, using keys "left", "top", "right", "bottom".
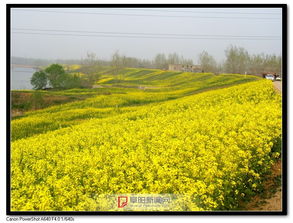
{"left": 222, "top": 46, "right": 281, "bottom": 75}
{"left": 108, "top": 46, "right": 282, "bottom": 75}
{"left": 15, "top": 45, "right": 282, "bottom": 76}
{"left": 29, "top": 45, "right": 282, "bottom": 89}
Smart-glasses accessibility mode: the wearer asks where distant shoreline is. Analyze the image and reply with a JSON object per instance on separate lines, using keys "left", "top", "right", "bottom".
{"left": 10, "top": 64, "right": 39, "bottom": 69}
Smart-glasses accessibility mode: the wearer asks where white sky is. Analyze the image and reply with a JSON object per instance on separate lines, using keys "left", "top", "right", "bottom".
{"left": 11, "top": 7, "right": 282, "bottom": 63}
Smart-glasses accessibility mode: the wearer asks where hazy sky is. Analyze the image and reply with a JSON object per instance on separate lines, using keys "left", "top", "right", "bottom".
{"left": 11, "top": 7, "right": 282, "bottom": 63}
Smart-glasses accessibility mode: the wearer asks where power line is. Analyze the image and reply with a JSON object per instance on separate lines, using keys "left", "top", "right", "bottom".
{"left": 12, "top": 28, "right": 281, "bottom": 39}
{"left": 92, "top": 8, "right": 282, "bottom": 15}
{"left": 12, "top": 9, "right": 281, "bottom": 20}
{"left": 12, "top": 31, "right": 281, "bottom": 40}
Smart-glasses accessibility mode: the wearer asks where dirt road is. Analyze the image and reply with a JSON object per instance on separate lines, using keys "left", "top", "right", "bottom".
{"left": 273, "top": 81, "right": 282, "bottom": 93}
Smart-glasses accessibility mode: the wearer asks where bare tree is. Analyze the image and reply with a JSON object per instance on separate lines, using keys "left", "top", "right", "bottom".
{"left": 84, "top": 52, "right": 97, "bottom": 65}
{"left": 167, "top": 53, "right": 180, "bottom": 65}
{"left": 224, "top": 46, "right": 249, "bottom": 74}
{"left": 111, "top": 50, "right": 121, "bottom": 76}
{"left": 198, "top": 51, "right": 217, "bottom": 73}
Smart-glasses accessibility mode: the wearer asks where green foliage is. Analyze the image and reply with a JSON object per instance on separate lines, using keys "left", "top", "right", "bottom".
{"left": 35, "top": 64, "right": 99, "bottom": 89}
{"left": 45, "top": 64, "right": 66, "bottom": 88}
{"left": 63, "top": 73, "right": 83, "bottom": 89}
{"left": 30, "top": 71, "right": 47, "bottom": 90}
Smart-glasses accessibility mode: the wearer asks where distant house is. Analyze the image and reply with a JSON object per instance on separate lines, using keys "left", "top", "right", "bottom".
{"left": 168, "top": 64, "right": 202, "bottom": 73}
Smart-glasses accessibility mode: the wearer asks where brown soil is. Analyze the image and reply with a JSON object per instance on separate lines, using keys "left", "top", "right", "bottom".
{"left": 11, "top": 92, "right": 89, "bottom": 118}
{"left": 11, "top": 110, "right": 24, "bottom": 118}
{"left": 244, "top": 81, "right": 283, "bottom": 211}
{"left": 243, "top": 160, "right": 282, "bottom": 211}
{"left": 273, "top": 81, "right": 282, "bottom": 93}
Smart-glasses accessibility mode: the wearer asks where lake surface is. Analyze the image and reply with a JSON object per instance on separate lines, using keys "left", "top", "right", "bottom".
{"left": 11, "top": 67, "right": 36, "bottom": 90}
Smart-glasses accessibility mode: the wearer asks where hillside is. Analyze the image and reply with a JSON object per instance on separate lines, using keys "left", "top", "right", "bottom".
{"left": 12, "top": 67, "right": 258, "bottom": 141}
{"left": 11, "top": 67, "right": 282, "bottom": 211}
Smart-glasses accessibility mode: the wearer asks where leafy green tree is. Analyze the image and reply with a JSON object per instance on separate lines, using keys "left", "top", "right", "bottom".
{"left": 30, "top": 71, "right": 47, "bottom": 90}
{"left": 45, "top": 64, "right": 66, "bottom": 88}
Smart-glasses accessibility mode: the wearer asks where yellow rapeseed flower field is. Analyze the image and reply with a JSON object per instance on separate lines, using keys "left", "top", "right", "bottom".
{"left": 11, "top": 79, "right": 281, "bottom": 211}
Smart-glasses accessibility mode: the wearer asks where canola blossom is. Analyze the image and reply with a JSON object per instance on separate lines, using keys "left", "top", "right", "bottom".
{"left": 11, "top": 80, "right": 281, "bottom": 211}
{"left": 11, "top": 70, "right": 257, "bottom": 141}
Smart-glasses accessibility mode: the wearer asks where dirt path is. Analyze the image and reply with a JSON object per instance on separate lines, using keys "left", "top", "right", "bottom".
{"left": 243, "top": 160, "right": 282, "bottom": 211}
{"left": 243, "top": 81, "right": 283, "bottom": 211}
{"left": 273, "top": 81, "right": 282, "bottom": 93}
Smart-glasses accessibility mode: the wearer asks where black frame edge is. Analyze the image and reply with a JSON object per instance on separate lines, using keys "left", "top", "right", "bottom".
{"left": 6, "top": 3, "right": 288, "bottom": 216}
{"left": 281, "top": 4, "right": 288, "bottom": 216}
{"left": 6, "top": 3, "right": 11, "bottom": 216}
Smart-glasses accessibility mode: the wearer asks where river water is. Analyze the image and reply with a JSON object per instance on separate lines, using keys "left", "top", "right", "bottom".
{"left": 11, "top": 67, "right": 36, "bottom": 90}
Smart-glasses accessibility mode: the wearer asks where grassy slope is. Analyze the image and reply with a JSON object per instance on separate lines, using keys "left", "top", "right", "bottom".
{"left": 11, "top": 67, "right": 259, "bottom": 141}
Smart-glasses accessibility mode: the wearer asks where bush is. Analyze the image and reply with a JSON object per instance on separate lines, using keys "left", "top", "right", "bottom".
{"left": 63, "top": 73, "right": 83, "bottom": 89}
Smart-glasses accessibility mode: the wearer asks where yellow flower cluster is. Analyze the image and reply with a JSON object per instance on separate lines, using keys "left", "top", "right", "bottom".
{"left": 11, "top": 80, "right": 281, "bottom": 211}
{"left": 11, "top": 71, "right": 258, "bottom": 141}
